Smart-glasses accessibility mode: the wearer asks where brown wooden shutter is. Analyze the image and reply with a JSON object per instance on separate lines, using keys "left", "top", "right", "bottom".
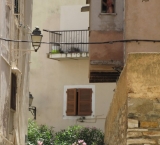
{"left": 78, "top": 88, "right": 92, "bottom": 116}
{"left": 66, "top": 89, "right": 77, "bottom": 116}
{"left": 11, "top": 73, "right": 17, "bottom": 110}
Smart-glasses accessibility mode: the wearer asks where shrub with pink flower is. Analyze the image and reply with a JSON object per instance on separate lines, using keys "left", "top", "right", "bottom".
{"left": 37, "top": 140, "right": 43, "bottom": 145}
{"left": 72, "top": 139, "right": 87, "bottom": 145}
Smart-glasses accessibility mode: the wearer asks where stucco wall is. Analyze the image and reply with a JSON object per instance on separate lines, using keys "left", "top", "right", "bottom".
{"left": 30, "top": 59, "right": 116, "bottom": 131}
{"left": 89, "top": 31, "right": 123, "bottom": 71}
{"left": 30, "top": 0, "right": 116, "bottom": 132}
{"left": 0, "top": 0, "right": 32, "bottom": 144}
{"left": 90, "top": 0, "right": 124, "bottom": 31}
{"left": 89, "top": 0, "right": 124, "bottom": 73}
{"left": 124, "top": 0, "right": 160, "bottom": 60}
{"left": 60, "top": 5, "right": 89, "bottom": 30}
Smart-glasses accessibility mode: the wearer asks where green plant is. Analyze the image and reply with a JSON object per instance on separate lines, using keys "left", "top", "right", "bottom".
{"left": 54, "top": 125, "right": 104, "bottom": 145}
{"left": 72, "top": 139, "right": 87, "bottom": 145}
{"left": 78, "top": 127, "right": 104, "bottom": 145}
{"left": 51, "top": 50, "right": 59, "bottom": 54}
{"left": 27, "top": 119, "right": 54, "bottom": 145}
{"left": 54, "top": 125, "right": 82, "bottom": 145}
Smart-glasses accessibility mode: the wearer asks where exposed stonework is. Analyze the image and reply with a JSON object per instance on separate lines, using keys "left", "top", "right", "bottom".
{"left": 104, "top": 67, "right": 128, "bottom": 145}
{"left": 105, "top": 102, "right": 127, "bottom": 145}
{"left": 127, "top": 97, "right": 160, "bottom": 144}
{"left": 105, "top": 53, "right": 160, "bottom": 145}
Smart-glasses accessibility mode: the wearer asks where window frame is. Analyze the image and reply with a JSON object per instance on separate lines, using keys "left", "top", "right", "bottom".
{"left": 63, "top": 85, "right": 95, "bottom": 119}
{"left": 101, "top": 0, "right": 116, "bottom": 14}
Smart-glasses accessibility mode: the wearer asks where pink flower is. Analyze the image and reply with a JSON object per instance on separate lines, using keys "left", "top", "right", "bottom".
{"left": 78, "top": 140, "right": 84, "bottom": 144}
{"left": 73, "top": 139, "right": 87, "bottom": 145}
{"left": 37, "top": 141, "right": 43, "bottom": 145}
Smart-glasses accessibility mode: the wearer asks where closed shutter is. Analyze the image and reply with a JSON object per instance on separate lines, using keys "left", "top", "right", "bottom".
{"left": 66, "top": 89, "right": 77, "bottom": 116}
{"left": 78, "top": 89, "right": 92, "bottom": 116}
{"left": 11, "top": 73, "right": 17, "bottom": 110}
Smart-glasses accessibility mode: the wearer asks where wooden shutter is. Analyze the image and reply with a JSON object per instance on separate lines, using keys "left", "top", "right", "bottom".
{"left": 11, "top": 73, "right": 17, "bottom": 110}
{"left": 66, "top": 89, "right": 77, "bottom": 116}
{"left": 78, "top": 89, "right": 92, "bottom": 116}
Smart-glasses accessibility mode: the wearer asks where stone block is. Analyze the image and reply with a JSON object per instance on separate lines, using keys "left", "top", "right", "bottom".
{"left": 154, "top": 103, "right": 160, "bottom": 110}
{"left": 128, "top": 98, "right": 153, "bottom": 115}
{"left": 128, "top": 119, "right": 139, "bottom": 128}
{"left": 127, "top": 128, "right": 148, "bottom": 132}
{"left": 143, "top": 131, "right": 160, "bottom": 136}
{"left": 127, "top": 138, "right": 156, "bottom": 145}
{"left": 140, "top": 121, "right": 159, "bottom": 128}
{"left": 127, "top": 132, "right": 142, "bottom": 138}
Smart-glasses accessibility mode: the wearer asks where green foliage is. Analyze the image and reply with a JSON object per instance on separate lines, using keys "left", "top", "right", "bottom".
{"left": 54, "top": 125, "right": 104, "bottom": 145}
{"left": 27, "top": 119, "right": 54, "bottom": 145}
{"left": 54, "top": 125, "right": 82, "bottom": 145}
{"left": 28, "top": 120, "right": 104, "bottom": 145}
{"left": 51, "top": 50, "right": 59, "bottom": 54}
{"left": 78, "top": 127, "right": 104, "bottom": 145}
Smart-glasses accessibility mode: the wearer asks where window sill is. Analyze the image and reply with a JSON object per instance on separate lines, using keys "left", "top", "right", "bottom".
{"left": 99, "top": 13, "right": 117, "bottom": 16}
{"left": 63, "top": 115, "right": 95, "bottom": 120}
{"left": 10, "top": 108, "right": 16, "bottom": 113}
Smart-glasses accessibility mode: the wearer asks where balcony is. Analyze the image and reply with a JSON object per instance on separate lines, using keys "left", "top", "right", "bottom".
{"left": 44, "top": 29, "right": 89, "bottom": 60}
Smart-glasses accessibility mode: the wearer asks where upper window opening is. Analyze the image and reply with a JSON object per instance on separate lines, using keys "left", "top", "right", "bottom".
{"left": 11, "top": 73, "right": 17, "bottom": 110}
{"left": 102, "top": 0, "right": 115, "bottom": 13}
{"left": 14, "top": 0, "right": 19, "bottom": 14}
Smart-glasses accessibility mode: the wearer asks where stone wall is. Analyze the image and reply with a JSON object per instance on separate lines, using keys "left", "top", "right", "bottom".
{"left": 127, "top": 98, "right": 160, "bottom": 145}
{"left": 104, "top": 67, "right": 128, "bottom": 145}
{"left": 105, "top": 53, "right": 160, "bottom": 145}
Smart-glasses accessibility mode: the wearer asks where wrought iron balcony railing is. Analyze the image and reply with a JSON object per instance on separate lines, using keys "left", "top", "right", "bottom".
{"left": 44, "top": 29, "right": 89, "bottom": 60}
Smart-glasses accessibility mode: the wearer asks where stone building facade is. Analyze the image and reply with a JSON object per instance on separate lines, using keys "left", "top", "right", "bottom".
{"left": 0, "top": 0, "right": 32, "bottom": 144}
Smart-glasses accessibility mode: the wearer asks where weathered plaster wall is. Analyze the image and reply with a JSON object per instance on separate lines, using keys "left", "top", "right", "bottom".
{"left": 105, "top": 53, "right": 160, "bottom": 145}
{"left": 90, "top": 0, "right": 124, "bottom": 31}
{"left": 89, "top": 0, "right": 124, "bottom": 72}
{"left": 124, "top": 0, "right": 160, "bottom": 60}
{"left": 0, "top": 0, "right": 32, "bottom": 144}
{"left": 17, "top": 0, "right": 33, "bottom": 144}
{"left": 89, "top": 31, "right": 123, "bottom": 71}
{"left": 89, "top": 31, "right": 123, "bottom": 60}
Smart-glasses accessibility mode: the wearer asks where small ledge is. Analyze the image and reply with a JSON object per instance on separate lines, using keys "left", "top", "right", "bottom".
{"left": 99, "top": 13, "right": 117, "bottom": 16}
